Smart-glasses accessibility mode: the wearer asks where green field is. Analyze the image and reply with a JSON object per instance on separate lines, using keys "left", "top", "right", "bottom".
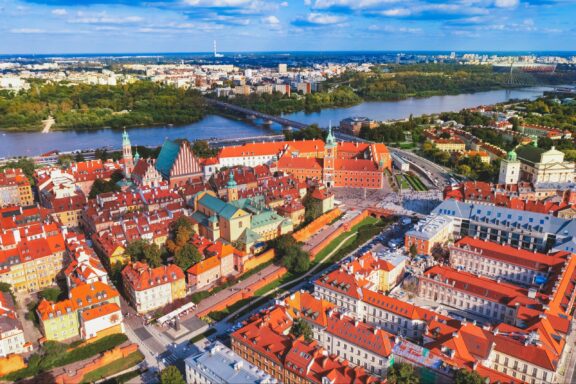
{"left": 82, "top": 351, "right": 144, "bottom": 383}
{"left": 395, "top": 174, "right": 410, "bottom": 190}
{"left": 405, "top": 173, "right": 428, "bottom": 191}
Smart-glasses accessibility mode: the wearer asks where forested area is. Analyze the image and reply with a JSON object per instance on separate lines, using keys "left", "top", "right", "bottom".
{"left": 0, "top": 81, "right": 205, "bottom": 131}
{"left": 224, "top": 86, "right": 362, "bottom": 115}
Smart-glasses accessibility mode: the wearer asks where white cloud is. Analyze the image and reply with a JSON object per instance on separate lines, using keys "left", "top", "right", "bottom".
{"left": 262, "top": 15, "right": 280, "bottom": 24}
{"left": 494, "top": 0, "right": 519, "bottom": 8}
{"left": 368, "top": 24, "right": 421, "bottom": 33}
{"left": 10, "top": 28, "right": 44, "bottom": 34}
{"left": 306, "top": 12, "right": 346, "bottom": 24}
{"left": 70, "top": 15, "right": 144, "bottom": 24}
{"left": 379, "top": 8, "right": 411, "bottom": 16}
{"left": 51, "top": 9, "right": 67, "bottom": 16}
{"left": 280, "top": 1, "right": 289, "bottom": 6}
{"left": 312, "top": 0, "right": 401, "bottom": 9}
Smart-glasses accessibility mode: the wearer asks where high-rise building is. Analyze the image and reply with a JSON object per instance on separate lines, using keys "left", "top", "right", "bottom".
{"left": 278, "top": 63, "right": 287, "bottom": 74}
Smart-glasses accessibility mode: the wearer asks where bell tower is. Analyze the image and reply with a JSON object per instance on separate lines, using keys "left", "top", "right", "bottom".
{"left": 226, "top": 171, "right": 238, "bottom": 202}
{"left": 323, "top": 122, "right": 337, "bottom": 187}
{"left": 122, "top": 129, "right": 134, "bottom": 178}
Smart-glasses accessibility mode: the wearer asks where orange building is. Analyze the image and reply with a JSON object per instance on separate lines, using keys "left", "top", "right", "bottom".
{"left": 276, "top": 128, "right": 391, "bottom": 189}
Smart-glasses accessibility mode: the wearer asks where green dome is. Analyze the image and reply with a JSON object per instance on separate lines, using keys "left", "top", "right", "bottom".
{"left": 507, "top": 150, "right": 517, "bottom": 161}
{"left": 227, "top": 172, "right": 237, "bottom": 188}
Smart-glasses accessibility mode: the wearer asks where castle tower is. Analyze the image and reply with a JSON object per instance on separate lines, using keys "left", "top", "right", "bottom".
{"left": 226, "top": 171, "right": 238, "bottom": 202}
{"left": 498, "top": 149, "right": 520, "bottom": 185}
{"left": 323, "top": 122, "right": 337, "bottom": 187}
{"left": 122, "top": 129, "right": 134, "bottom": 178}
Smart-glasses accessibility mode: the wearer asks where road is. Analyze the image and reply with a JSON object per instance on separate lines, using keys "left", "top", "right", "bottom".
{"left": 389, "top": 147, "right": 451, "bottom": 188}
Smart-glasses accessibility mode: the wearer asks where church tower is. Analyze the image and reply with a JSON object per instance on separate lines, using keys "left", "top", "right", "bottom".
{"left": 122, "top": 129, "right": 134, "bottom": 178}
{"left": 226, "top": 171, "right": 238, "bottom": 202}
{"left": 498, "top": 149, "right": 521, "bottom": 185}
{"left": 323, "top": 122, "right": 337, "bottom": 187}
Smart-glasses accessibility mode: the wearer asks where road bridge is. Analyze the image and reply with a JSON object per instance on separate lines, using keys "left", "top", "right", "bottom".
{"left": 205, "top": 98, "right": 310, "bottom": 130}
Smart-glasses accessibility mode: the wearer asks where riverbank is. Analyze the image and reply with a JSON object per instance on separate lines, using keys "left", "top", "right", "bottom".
{"left": 0, "top": 86, "right": 554, "bottom": 157}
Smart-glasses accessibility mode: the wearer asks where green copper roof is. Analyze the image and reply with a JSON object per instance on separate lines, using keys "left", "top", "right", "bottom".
{"left": 156, "top": 139, "right": 180, "bottom": 177}
{"left": 198, "top": 193, "right": 241, "bottom": 220}
{"left": 134, "top": 147, "right": 140, "bottom": 163}
{"left": 122, "top": 129, "right": 131, "bottom": 147}
{"left": 507, "top": 150, "right": 517, "bottom": 161}
{"left": 240, "top": 228, "right": 261, "bottom": 245}
{"left": 516, "top": 145, "right": 546, "bottom": 165}
{"left": 227, "top": 172, "right": 237, "bottom": 188}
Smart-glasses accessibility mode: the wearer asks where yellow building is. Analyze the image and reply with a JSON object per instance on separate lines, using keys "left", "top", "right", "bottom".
{"left": 192, "top": 191, "right": 251, "bottom": 243}
{"left": 0, "top": 231, "right": 67, "bottom": 293}
{"left": 434, "top": 139, "right": 466, "bottom": 153}
{"left": 37, "top": 282, "right": 121, "bottom": 342}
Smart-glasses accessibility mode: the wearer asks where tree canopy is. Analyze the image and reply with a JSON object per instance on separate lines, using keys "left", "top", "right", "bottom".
{"left": 274, "top": 235, "right": 310, "bottom": 274}
{"left": 0, "top": 80, "right": 205, "bottom": 131}
{"left": 291, "top": 318, "right": 314, "bottom": 342}
{"left": 387, "top": 362, "right": 419, "bottom": 384}
{"left": 125, "top": 240, "right": 163, "bottom": 268}
{"left": 159, "top": 366, "right": 185, "bottom": 384}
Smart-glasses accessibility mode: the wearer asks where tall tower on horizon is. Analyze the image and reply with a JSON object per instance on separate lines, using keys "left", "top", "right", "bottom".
{"left": 213, "top": 40, "right": 223, "bottom": 58}
{"left": 122, "top": 129, "right": 134, "bottom": 178}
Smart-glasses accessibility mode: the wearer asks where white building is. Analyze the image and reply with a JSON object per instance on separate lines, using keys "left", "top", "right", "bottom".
{"left": 79, "top": 302, "right": 124, "bottom": 340}
{"left": 449, "top": 237, "right": 568, "bottom": 286}
{"left": 0, "top": 292, "right": 29, "bottom": 357}
{"left": 185, "top": 341, "right": 277, "bottom": 384}
{"left": 498, "top": 150, "right": 521, "bottom": 185}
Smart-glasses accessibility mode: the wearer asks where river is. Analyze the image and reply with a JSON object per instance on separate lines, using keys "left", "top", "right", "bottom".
{"left": 0, "top": 86, "right": 552, "bottom": 158}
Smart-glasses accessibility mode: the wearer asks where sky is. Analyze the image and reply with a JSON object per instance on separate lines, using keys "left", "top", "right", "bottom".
{"left": 0, "top": 0, "right": 575, "bottom": 54}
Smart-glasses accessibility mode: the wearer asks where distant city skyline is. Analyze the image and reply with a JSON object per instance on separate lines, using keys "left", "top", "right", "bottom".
{"left": 1, "top": 0, "right": 575, "bottom": 54}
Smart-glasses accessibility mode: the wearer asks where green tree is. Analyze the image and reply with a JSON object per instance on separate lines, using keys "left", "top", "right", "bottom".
{"left": 159, "top": 366, "right": 185, "bottom": 384}
{"left": 387, "top": 362, "right": 419, "bottom": 384}
{"left": 454, "top": 369, "right": 485, "bottom": 384}
{"left": 74, "top": 153, "right": 85, "bottom": 162}
{"left": 88, "top": 178, "right": 121, "bottom": 199}
{"left": 191, "top": 140, "right": 218, "bottom": 158}
{"left": 125, "top": 240, "right": 162, "bottom": 267}
{"left": 291, "top": 318, "right": 313, "bottom": 342}
{"left": 174, "top": 243, "right": 202, "bottom": 271}
{"left": 303, "top": 195, "right": 323, "bottom": 223}
{"left": 274, "top": 235, "right": 311, "bottom": 274}
{"left": 409, "top": 244, "right": 418, "bottom": 258}
{"left": 143, "top": 243, "right": 163, "bottom": 268}
{"left": 38, "top": 287, "right": 63, "bottom": 302}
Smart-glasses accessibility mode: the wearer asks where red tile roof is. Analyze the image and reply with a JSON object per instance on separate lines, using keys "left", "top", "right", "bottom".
{"left": 122, "top": 262, "right": 185, "bottom": 291}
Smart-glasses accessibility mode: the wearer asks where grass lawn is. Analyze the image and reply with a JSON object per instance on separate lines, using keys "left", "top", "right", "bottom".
{"left": 82, "top": 351, "right": 144, "bottom": 383}
{"left": 2, "top": 334, "right": 128, "bottom": 382}
{"left": 395, "top": 174, "right": 410, "bottom": 190}
{"left": 405, "top": 174, "right": 428, "bottom": 191}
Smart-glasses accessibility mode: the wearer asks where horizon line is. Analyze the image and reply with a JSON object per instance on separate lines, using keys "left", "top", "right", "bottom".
{"left": 2, "top": 49, "right": 576, "bottom": 57}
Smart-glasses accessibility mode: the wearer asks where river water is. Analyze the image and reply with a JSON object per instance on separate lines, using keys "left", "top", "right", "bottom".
{"left": 0, "top": 86, "right": 551, "bottom": 158}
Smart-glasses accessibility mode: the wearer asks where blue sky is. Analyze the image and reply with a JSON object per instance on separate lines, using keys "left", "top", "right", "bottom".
{"left": 1, "top": 0, "right": 575, "bottom": 54}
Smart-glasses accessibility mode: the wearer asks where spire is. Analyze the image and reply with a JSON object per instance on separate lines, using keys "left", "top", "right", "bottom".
{"left": 134, "top": 146, "right": 140, "bottom": 163}
{"left": 326, "top": 121, "right": 336, "bottom": 148}
{"left": 227, "top": 171, "right": 237, "bottom": 188}
{"left": 122, "top": 129, "right": 131, "bottom": 147}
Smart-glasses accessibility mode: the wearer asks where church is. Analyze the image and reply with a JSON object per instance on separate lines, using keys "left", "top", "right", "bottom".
{"left": 499, "top": 139, "right": 575, "bottom": 185}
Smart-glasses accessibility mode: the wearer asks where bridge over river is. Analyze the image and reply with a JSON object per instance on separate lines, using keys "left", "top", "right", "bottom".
{"left": 205, "top": 98, "right": 310, "bottom": 130}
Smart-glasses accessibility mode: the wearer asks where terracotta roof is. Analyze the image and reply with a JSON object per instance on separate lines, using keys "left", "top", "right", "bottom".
{"left": 81, "top": 302, "right": 121, "bottom": 321}
{"left": 423, "top": 266, "right": 545, "bottom": 307}
{"left": 453, "top": 237, "right": 568, "bottom": 272}
{"left": 122, "top": 262, "right": 185, "bottom": 291}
